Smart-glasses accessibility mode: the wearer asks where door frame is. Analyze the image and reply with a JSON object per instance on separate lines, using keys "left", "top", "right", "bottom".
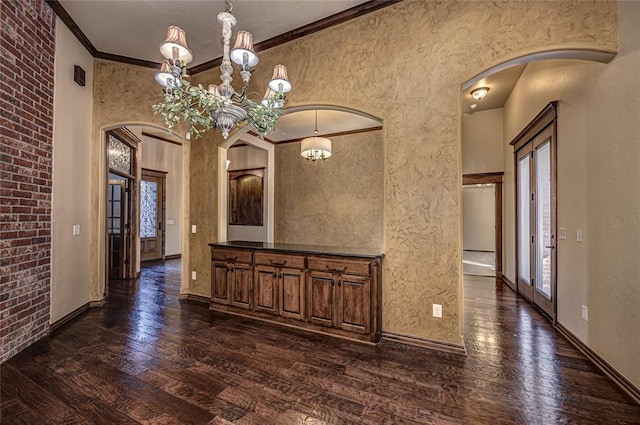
{"left": 104, "top": 128, "right": 139, "bottom": 295}
{"left": 510, "top": 101, "right": 558, "bottom": 321}
{"left": 462, "top": 172, "right": 503, "bottom": 282}
{"left": 140, "top": 168, "right": 167, "bottom": 262}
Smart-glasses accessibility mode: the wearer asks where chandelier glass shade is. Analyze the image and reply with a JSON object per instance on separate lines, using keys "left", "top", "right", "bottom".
{"left": 301, "top": 110, "right": 332, "bottom": 162}
{"left": 152, "top": 1, "right": 292, "bottom": 139}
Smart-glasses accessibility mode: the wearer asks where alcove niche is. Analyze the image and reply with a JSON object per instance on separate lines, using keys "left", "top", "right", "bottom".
{"left": 218, "top": 105, "right": 383, "bottom": 249}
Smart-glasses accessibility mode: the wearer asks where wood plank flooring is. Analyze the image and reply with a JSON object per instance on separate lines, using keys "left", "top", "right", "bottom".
{"left": 2, "top": 261, "right": 639, "bottom": 424}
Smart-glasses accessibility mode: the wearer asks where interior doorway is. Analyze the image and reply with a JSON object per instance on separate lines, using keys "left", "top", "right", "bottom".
{"left": 140, "top": 168, "right": 167, "bottom": 262}
{"left": 462, "top": 173, "right": 503, "bottom": 281}
{"left": 462, "top": 183, "right": 496, "bottom": 277}
{"left": 105, "top": 128, "right": 138, "bottom": 284}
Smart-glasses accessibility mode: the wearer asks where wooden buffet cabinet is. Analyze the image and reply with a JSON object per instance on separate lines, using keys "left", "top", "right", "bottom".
{"left": 209, "top": 242, "right": 383, "bottom": 343}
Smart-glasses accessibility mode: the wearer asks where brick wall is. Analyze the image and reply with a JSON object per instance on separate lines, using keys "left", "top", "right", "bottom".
{"left": 0, "top": 0, "right": 56, "bottom": 363}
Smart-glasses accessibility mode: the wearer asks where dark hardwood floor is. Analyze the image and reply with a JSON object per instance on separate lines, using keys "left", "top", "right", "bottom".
{"left": 2, "top": 261, "right": 639, "bottom": 424}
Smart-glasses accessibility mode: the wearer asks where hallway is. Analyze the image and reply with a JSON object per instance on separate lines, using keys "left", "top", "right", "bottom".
{"left": 1, "top": 261, "right": 638, "bottom": 424}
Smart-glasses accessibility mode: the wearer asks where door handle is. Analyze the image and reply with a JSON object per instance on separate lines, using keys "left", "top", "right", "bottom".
{"left": 545, "top": 245, "right": 555, "bottom": 249}
{"left": 269, "top": 260, "right": 287, "bottom": 267}
{"left": 224, "top": 256, "right": 238, "bottom": 262}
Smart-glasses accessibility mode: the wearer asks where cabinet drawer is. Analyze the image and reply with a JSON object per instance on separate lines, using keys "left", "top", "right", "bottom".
{"left": 307, "top": 257, "right": 370, "bottom": 276}
{"left": 211, "top": 249, "right": 252, "bottom": 263}
{"left": 254, "top": 252, "right": 305, "bottom": 269}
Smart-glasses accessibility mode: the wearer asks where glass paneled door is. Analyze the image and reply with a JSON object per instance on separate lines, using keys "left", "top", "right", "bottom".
{"left": 516, "top": 125, "right": 556, "bottom": 319}
{"left": 140, "top": 169, "right": 166, "bottom": 262}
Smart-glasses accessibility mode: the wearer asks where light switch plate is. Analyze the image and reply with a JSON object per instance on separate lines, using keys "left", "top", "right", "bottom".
{"left": 582, "top": 305, "right": 588, "bottom": 321}
{"left": 558, "top": 227, "right": 567, "bottom": 240}
{"left": 433, "top": 304, "right": 442, "bottom": 318}
{"left": 191, "top": 225, "right": 197, "bottom": 234}
{"left": 577, "top": 229, "right": 583, "bottom": 242}
{"left": 72, "top": 225, "right": 80, "bottom": 236}
{"left": 191, "top": 271, "right": 197, "bottom": 280}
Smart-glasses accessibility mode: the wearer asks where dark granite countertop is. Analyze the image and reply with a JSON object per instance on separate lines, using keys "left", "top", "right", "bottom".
{"left": 209, "top": 241, "right": 384, "bottom": 259}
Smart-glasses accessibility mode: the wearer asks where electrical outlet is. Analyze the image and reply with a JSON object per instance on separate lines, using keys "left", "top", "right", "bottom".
{"left": 72, "top": 224, "right": 80, "bottom": 236}
{"left": 191, "top": 225, "right": 197, "bottom": 234}
{"left": 433, "top": 304, "right": 442, "bottom": 319}
{"left": 191, "top": 271, "right": 197, "bottom": 280}
{"left": 582, "top": 305, "right": 588, "bottom": 321}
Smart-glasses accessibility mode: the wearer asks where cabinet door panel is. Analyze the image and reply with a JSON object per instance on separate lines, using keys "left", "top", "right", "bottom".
{"left": 254, "top": 266, "right": 278, "bottom": 315}
{"left": 307, "top": 271, "right": 335, "bottom": 327}
{"left": 279, "top": 268, "right": 305, "bottom": 320}
{"left": 337, "top": 274, "right": 370, "bottom": 334}
{"left": 231, "top": 263, "right": 252, "bottom": 310}
{"left": 212, "top": 261, "right": 230, "bottom": 304}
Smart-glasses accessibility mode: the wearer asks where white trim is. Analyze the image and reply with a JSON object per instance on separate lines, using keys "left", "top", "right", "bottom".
{"left": 462, "top": 48, "right": 616, "bottom": 91}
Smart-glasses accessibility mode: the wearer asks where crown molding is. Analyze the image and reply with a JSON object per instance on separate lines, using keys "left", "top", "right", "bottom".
{"left": 47, "top": 0, "right": 401, "bottom": 73}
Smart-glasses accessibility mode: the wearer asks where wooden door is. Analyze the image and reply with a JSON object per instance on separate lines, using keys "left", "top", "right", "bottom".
{"left": 140, "top": 169, "right": 166, "bottom": 262}
{"left": 107, "top": 179, "right": 126, "bottom": 279}
{"left": 212, "top": 261, "right": 230, "bottom": 304}
{"left": 230, "top": 263, "right": 252, "bottom": 310}
{"left": 307, "top": 271, "right": 335, "bottom": 327}
{"left": 254, "top": 265, "right": 278, "bottom": 315}
{"left": 279, "top": 268, "right": 305, "bottom": 320}
{"left": 336, "top": 274, "right": 370, "bottom": 334}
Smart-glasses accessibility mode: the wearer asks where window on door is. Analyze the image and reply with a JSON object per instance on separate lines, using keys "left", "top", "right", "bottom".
{"left": 512, "top": 103, "right": 557, "bottom": 320}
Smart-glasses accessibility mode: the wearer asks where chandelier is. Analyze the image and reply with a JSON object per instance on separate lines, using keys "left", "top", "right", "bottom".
{"left": 153, "top": 1, "right": 292, "bottom": 139}
{"left": 301, "top": 110, "right": 332, "bottom": 162}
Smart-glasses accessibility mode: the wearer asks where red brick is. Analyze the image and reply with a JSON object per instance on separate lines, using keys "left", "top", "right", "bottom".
{"left": 0, "top": 0, "right": 54, "bottom": 363}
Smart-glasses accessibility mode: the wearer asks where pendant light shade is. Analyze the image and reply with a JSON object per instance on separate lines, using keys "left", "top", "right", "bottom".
{"left": 261, "top": 87, "right": 283, "bottom": 108}
{"left": 160, "top": 26, "right": 193, "bottom": 64}
{"left": 230, "top": 30, "right": 259, "bottom": 67}
{"left": 155, "top": 61, "right": 176, "bottom": 87}
{"left": 301, "top": 110, "right": 332, "bottom": 162}
{"left": 269, "top": 64, "right": 291, "bottom": 93}
{"left": 301, "top": 136, "right": 332, "bottom": 161}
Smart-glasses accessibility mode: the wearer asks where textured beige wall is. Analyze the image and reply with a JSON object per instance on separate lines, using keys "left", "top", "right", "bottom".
{"left": 186, "top": 1, "right": 616, "bottom": 344}
{"left": 462, "top": 108, "right": 504, "bottom": 174}
{"left": 502, "top": 0, "right": 639, "bottom": 388}
{"left": 51, "top": 17, "right": 93, "bottom": 322}
{"left": 275, "top": 130, "right": 384, "bottom": 249}
{"left": 139, "top": 133, "right": 183, "bottom": 256}
{"left": 91, "top": 60, "right": 191, "bottom": 299}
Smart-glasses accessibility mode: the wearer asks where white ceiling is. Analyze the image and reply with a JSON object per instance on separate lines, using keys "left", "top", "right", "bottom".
{"left": 462, "top": 64, "right": 526, "bottom": 114}
{"left": 267, "top": 108, "right": 381, "bottom": 142}
{"left": 59, "top": 0, "right": 368, "bottom": 67}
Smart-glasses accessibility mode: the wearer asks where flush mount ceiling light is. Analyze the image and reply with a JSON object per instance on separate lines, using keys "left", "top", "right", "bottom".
{"left": 301, "top": 110, "right": 332, "bottom": 162}
{"left": 153, "top": 0, "right": 291, "bottom": 139}
{"left": 471, "top": 87, "right": 489, "bottom": 100}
